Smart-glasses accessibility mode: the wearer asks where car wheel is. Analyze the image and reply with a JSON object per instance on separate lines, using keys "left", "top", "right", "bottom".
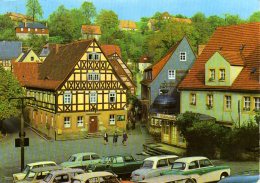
{"left": 220, "top": 172, "right": 228, "bottom": 180}
{"left": 185, "top": 178, "right": 196, "bottom": 183}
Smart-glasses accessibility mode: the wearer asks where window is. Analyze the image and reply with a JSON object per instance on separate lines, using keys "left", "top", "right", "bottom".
{"left": 254, "top": 97, "right": 260, "bottom": 111}
{"left": 168, "top": 70, "right": 176, "bottom": 79}
{"left": 21, "top": 28, "right": 23, "bottom": 31}
{"left": 91, "top": 154, "right": 100, "bottom": 160}
{"left": 188, "top": 161, "right": 199, "bottom": 169}
{"left": 88, "top": 53, "right": 100, "bottom": 61}
{"left": 180, "top": 52, "right": 186, "bottom": 61}
{"left": 225, "top": 96, "right": 232, "bottom": 110}
{"left": 117, "top": 115, "right": 125, "bottom": 121}
{"left": 53, "top": 174, "right": 69, "bottom": 182}
{"left": 190, "top": 93, "right": 196, "bottom": 105}
{"left": 82, "top": 155, "right": 91, "bottom": 161}
{"left": 89, "top": 91, "right": 97, "bottom": 103}
{"left": 64, "top": 117, "right": 71, "bottom": 128}
{"left": 87, "top": 73, "right": 100, "bottom": 81}
{"left": 244, "top": 96, "right": 251, "bottom": 111}
{"left": 30, "top": 57, "right": 34, "bottom": 61}
{"left": 115, "top": 157, "right": 124, "bottom": 163}
{"left": 209, "top": 69, "right": 215, "bottom": 81}
{"left": 163, "top": 121, "right": 169, "bottom": 135}
{"left": 77, "top": 116, "right": 83, "bottom": 127}
{"left": 157, "top": 159, "right": 168, "bottom": 168}
{"left": 109, "top": 114, "right": 115, "bottom": 125}
{"left": 109, "top": 91, "right": 116, "bottom": 103}
{"left": 219, "top": 69, "right": 225, "bottom": 80}
{"left": 207, "top": 94, "right": 213, "bottom": 108}
{"left": 28, "top": 28, "right": 30, "bottom": 32}
{"left": 35, "top": 28, "right": 38, "bottom": 32}
{"left": 199, "top": 159, "right": 213, "bottom": 168}
{"left": 64, "top": 92, "right": 72, "bottom": 104}
{"left": 124, "top": 156, "right": 134, "bottom": 162}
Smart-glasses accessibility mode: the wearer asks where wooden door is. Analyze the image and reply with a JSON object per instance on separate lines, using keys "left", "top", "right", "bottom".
{"left": 89, "top": 116, "right": 98, "bottom": 133}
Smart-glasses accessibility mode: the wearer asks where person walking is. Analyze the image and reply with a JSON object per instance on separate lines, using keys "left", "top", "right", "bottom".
{"left": 103, "top": 131, "right": 108, "bottom": 145}
{"left": 113, "top": 131, "right": 118, "bottom": 145}
{"left": 122, "top": 131, "right": 128, "bottom": 146}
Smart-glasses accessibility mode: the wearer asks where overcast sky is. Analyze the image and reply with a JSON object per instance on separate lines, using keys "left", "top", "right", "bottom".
{"left": 0, "top": 0, "right": 259, "bottom": 21}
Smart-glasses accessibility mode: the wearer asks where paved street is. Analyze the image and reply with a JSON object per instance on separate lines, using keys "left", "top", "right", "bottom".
{"left": 0, "top": 123, "right": 151, "bottom": 182}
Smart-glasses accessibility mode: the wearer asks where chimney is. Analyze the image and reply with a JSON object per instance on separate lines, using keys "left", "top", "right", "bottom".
{"left": 198, "top": 45, "right": 206, "bottom": 56}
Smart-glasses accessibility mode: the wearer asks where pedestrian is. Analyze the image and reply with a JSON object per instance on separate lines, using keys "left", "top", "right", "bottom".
{"left": 122, "top": 131, "right": 128, "bottom": 146}
{"left": 104, "top": 131, "right": 108, "bottom": 145}
{"left": 113, "top": 131, "right": 118, "bottom": 145}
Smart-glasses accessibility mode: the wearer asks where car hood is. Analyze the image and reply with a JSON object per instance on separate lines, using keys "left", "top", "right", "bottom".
{"left": 13, "top": 173, "right": 26, "bottom": 181}
{"left": 218, "top": 175, "right": 260, "bottom": 183}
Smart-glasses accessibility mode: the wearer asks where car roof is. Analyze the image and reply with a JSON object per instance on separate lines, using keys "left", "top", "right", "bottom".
{"left": 144, "top": 155, "right": 178, "bottom": 161}
{"left": 71, "top": 152, "right": 97, "bottom": 157}
{"left": 73, "top": 171, "right": 114, "bottom": 181}
{"left": 138, "top": 175, "right": 191, "bottom": 183}
{"left": 49, "top": 168, "right": 84, "bottom": 175}
{"left": 31, "top": 166, "right": 62, "bottom": 173}
{"left": 27, "top": 161, "right": 56, "bottom": 166}
{"left": 175, "top": 156, "right": 208, "bottom": 163}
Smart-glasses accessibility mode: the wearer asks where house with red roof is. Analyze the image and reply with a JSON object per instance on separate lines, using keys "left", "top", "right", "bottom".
{"left": 119, "top": 20, "right": 137, "bottom": 31}
{"left": 178, "top": 23, "right": 260, "bottom": 126}
{"left": 15, "top": 22, "right": 49, "bottom": 39}
{"left": 81, "top": 25, "right": 102, "bottom": 40}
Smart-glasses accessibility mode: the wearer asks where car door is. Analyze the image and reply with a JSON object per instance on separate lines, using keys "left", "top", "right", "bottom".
{"left": 198, "top": 159, "right": 216, "bottom": 182}
{"left": 154, "top": 159, "right": 170, "bottom": 176}
{"left": 124, "top": 156, "right": 139, "bottom": 173}
{"left": 111, "top": 156, "right": 125, "bottom": 175}
{"left": 91, "top": 154, "right": 101, "bottom": 164}
{"left": 82, "top": 155, "right": 91, "bottom": 169}
{"left": 187, "top": 160, "right": 200, "bottom": 182}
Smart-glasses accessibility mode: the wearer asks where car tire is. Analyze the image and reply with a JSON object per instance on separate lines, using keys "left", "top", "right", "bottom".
{"left": 185, "top": 178, "right": 195, "bottom": 183}
{"left": 220, "top": 172, "right": 228, "bottom": 180}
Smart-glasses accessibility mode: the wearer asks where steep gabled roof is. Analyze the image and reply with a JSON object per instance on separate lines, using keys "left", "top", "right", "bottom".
{"left": 101, "top": 45, "right": 122, "bottom": 58}
{"left": 218, "top": 51, "right": 245, "bottom": 66}
{"left": 179, "top": 23, "right": 260, "bottom": 92}
{"left": 81, "top": 25, "right": 101, "bottom": 35}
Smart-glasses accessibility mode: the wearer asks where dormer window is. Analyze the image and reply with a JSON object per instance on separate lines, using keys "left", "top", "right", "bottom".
{"left": 88, "top": 53, "right": 100, "bottom": 61}
{"left": 31, "top": 57, "right": 34, "bottom": 61}
{"left": 209, "top": 69, "right": 215, "bottom": 81}
{"left": 168, "top": 70, "right": 176, "bottom": 80}
{"left": 180, "top": 52, "right": 186, "bottom": 61}
{"left": 219, "top": 69, "right": 225, "bottom": 81}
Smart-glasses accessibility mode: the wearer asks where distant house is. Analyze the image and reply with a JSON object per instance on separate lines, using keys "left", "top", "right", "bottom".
{"left": 0, "top": 41, "right": 22, "bottom": 70}
{"left": 6, "top": 12, "right": 33, "bottom": 22}
{"left": 139, "top": 56, "right": 152, "bottom": 74}
{"left": 15, "top": 49, "right": 41, "bottom": 63}
{"left": 15, "top": 22, "right": 49, "bottom": 39}
{"left": 81, "top": 25, "right": 101, "bottom": 40}
{"left": 119, "top": 20, "right": 137, "bottom": 31}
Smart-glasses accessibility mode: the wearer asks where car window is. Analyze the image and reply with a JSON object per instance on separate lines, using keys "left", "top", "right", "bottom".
{"left": 53, "top": 174, "right": 69, "bottom": 182}
{"left": 199, "top": 159, "right": 213, "bottom": 168}
{"left": 71, "top": 180, "right": 81, "bottom": 183}
{"left": 91, "top": 154, "right": 100, "bottom": 160}
{"left": 124, "top": 156, "right": 134, "bottom": 162}
{"left": 44, "top": 163, "right": 56, "bottom": 167}
{"left": 188, "top": 161, "right": 199, "bottom": 169}
{"left": 36, "top": 173, "right": 46, "bottom": 180}
{"left": 142, "top": 160, "right": 154, "bottom": 168}
{"left": 33, "top": 164, "right": 44, "bottom": 169}
{"left": 23, "top": 165, "right": 31, "bottom": 174}
{"left": 43, "top": 173, "right": 53, "bottom": 182}
{"left": 115, "top": 157, "right": 124, "bottom": 163}
{"left": 157, "top": 159, "right": 168, "bottom": 168}
{"left": 68, "top": 156, "right": 77, "bottom": 162}
{"left": 172, "top": 162, "right": 186, "bottom": 170}
{"left": 168, "top": 158, "right": 177, "bottom": 165}
{"left": 83, "top": 155, "right": 91, "bottom": 161}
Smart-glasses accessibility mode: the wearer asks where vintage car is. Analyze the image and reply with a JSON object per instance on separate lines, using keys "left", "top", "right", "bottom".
{"left": 60, "top": 152, "right": 101, "bottom": 170}
{"left": 131, "top": 155, "right": 179, "bottom": 182}
{"left": 16, "top": 166, "right": 62, "bottom": 183}
{"left": 138, "top": 174, "right": 195, "bottom": 183}
{"left": 218, "top": 170, "right": 260, "bottom": 183}
{"left": 87, "top": 154, "right": 143, "bottom": 178}
{"left": 71, "top": 171, "right": 120, "bottom": 183}
{"left": 161, "top": 156, "right": 230, "bottom": 183}
{"left": 39, "top": 168, "right": 84, "bottom": 183}
{"left": 13, "top": 161, "right": 57, "bottom": 182}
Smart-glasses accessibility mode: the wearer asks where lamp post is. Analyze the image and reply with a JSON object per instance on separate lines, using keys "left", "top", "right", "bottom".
{"left": 9, "top": 97, "right": 36, "bottom": 171}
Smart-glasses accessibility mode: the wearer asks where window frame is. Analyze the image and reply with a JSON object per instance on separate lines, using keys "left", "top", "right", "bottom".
{"left": 64, "top": 91, "right": 72, "bottom": 104}
{"left": 77, "top": 116, "right": 84, "bottom": 127}
{"left": 109, "top": 114, "right": 116, "bottom": 125}
{"left": 219, "top": 69, "right": 226, "bottom": 81}
{"left": 109, "top": 91, "right": 116, "bottom": 103}
{"left": 168, "top": 70, "right": 176, "bottom": 80}
{"left": 225, "top": 95, "right": 232, "bottom": 111}
{"left": 206, "top": 94, "right": 213, "bottom": 108}
{"left": 87, "top": 73, "right": 100, "bottom": 81}
{"left": 88, "top": 52, "right": 101, "bottom": 61}
{"left": 190, "top": 93, "right": 196, "bottom": 105}
{"left": 180, "top": 52, "right": 187, "bottom": 61}
{"left": 243, "top": 96, "right": 251, "bottom": 111}
{"left": 254, "top": 97, "right": 260, "bottom": 111}
{"left": 209, "top": 69, "right": 215, "bottom": 81}
{"left": 89, "top": 91, "right": 97, "bottom": 104}
{"left": 64, "top": 117, "right": 71, "bottom": 128}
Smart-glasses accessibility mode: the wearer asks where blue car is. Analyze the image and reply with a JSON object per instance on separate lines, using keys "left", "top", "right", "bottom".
{"left": 218, "top": 170, "right": 260, "bottom": 183}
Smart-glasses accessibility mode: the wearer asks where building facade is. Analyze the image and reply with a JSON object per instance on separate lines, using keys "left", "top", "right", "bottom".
{"left": 119, "top": 20, "right": 137, "bottom": 31}
{"left": 81, "top": 25, "right": 101, "bottom": 40}
{"left": 15, "top": 22, "right": 49, "bottom": 39}
{"left": 16, "top": 49, "right": 41, "bottom": 63}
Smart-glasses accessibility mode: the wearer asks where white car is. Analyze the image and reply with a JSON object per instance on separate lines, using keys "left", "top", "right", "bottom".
{"left": 161, "top": 156, "right": 230, "bottom": 183}
{"left": 71, "top": 171, "right": 120, "bottom": 183}
{"left": 13, "top": 161, "right": 57, "bottom": 182}
{"left": 131, "top": 155, "right": 178, "bottom": 182}
{"left": 138, "top": 174, "right": 195, "bottom": 183}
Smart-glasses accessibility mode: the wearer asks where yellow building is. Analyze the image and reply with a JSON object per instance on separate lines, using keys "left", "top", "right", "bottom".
{"left": 15, "top": 49, "right": 41, "bottom": 63}
{"left": 14, "top": 39, "right": 128, "bottom": 139}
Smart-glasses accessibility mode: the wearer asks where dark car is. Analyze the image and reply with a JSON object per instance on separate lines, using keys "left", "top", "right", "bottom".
{"left": 218, "top": 170, "right": 259, "bottom": 183}
{"left": 87, "top": 155, "right": 143, "bottom": 178}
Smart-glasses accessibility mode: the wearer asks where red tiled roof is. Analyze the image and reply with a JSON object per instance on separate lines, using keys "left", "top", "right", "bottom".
{"left": 120, "top": 20, "right": 137, "bottom": 29}
{"left": 101, "top": 45, "right": 122, "bottom": 58}
{"left": 81, "top": 25, "right": 101, "bottom": 35}
{"left": 218, "top": 51, "right": 244, "bottom": 66}
{"left": 179, "top": 23, "right": 260, "bottom": 92}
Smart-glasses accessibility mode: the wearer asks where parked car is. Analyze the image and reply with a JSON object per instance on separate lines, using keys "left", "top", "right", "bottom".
{"left": 218, "top": 170, "right": 260, "bottom": 183}
{"left": 16, "top": 166, "right": 62, "bottom": 183}
{"left": 60, "top": 152, "right": 101, "bottom": 170}
{"left": 88, "top": 154, "right": 143, "bottom": 178}
{"left": 39, "top": 168, "right": 84, "bottom": 183}
{"left": 138, "top": 174, "right": 195, "bottom": 183}
{"left": 71, "top": 171, "right": 120, "bottom": 183}
{"left": 13, "top": 161, "right": 57, "bottom": 182}
{"left": 161, "top": 156, "right": 230, "bottom": 183}
{"left": 131, "top": 155, "right": 179, "bottom": 182}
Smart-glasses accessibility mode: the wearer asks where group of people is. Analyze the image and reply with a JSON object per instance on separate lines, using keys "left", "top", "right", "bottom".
{"left": 103, "top": 131, "right": 128, "bottom": 146}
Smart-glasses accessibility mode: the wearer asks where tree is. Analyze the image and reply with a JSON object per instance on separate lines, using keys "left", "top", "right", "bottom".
{"left": 48, "top": 5, "right": 74, "bottom": 43}
{"left": 26, "top": 0, "right": 43, "bottom": 21}
{"left": 248, "top": 11, "right": 260, "bottom": 23}
{"left": 70, "top": 8, "right": 85, "bottom": 40}
{"left": 0, "top": 15, "right": 17, "bottom": 41}
{"left": 80, "top": 1, "right": 97, "bottom": 24}
{"left": 0, "top": 66, "right": 24, "bottom": 134}
{"left": 23, "top": 34, "right": 48, "bottom": 54}
{"left": 224, "top": 14, "right": 243, "bottom": 25}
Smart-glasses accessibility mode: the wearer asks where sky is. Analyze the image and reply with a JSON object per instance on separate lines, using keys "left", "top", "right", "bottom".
{"left": 0, "top": 0, "right": 259, "bottom": 21}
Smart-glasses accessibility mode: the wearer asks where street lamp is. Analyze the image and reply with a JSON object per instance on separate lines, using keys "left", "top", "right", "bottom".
{"left": 8, "top": 96, "right": 36, "bottom": 171}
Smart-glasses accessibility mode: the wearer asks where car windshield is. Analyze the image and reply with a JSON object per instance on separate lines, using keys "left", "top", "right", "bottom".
{"left": 171, "top": 162, "right": 186, "bottom": 170}
{"left": 43, "top": 173, "right": 53, "bottom": 182}
{"left": 102, "top": 157, "right": 112, "bottom": 163}
{"left": 68, "top": 156, "right": 77, "bottom": 162}
{"left": 22, "top": 165, "right": 31, "bottom": 174}
{"left": 141, "top": 160, "right": 154, "bottom": 168}
{"left": 25, "top": 171, "right": 36, "bottom": 180}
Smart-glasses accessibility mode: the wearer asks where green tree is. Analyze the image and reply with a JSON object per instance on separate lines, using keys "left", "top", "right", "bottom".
{"left": 70, "top": 8, "right": 85, "bottom": 40}
{"left": 80, "top": 1, "right": 97, "bottom": 24}
{"left": 248, "top": 11, "right": 260, "bottom": 23}
{"left": 0, "top": 15, "right": 17, "bottom": 41}
{"left": 26, "top": 0, "right": 43, "bottom": 21}
{"left": 23, "top": 34, "right": 48, "bottom": 54}
{"left": 0, "top": 66, "right": 24, "bottom": 134}
{"left": 138, "top": 17, "right": 150, "bottom": 34}
{"left": 224, "top": 14, "right": 243, "bottom": 25}
{"left": 48, "top": 5, "right": 74, "bottom": 43}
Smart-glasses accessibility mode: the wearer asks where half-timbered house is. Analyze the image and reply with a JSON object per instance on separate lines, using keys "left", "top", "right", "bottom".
{"left": 13, "top": 39, "right": 128, "bottom": 139}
